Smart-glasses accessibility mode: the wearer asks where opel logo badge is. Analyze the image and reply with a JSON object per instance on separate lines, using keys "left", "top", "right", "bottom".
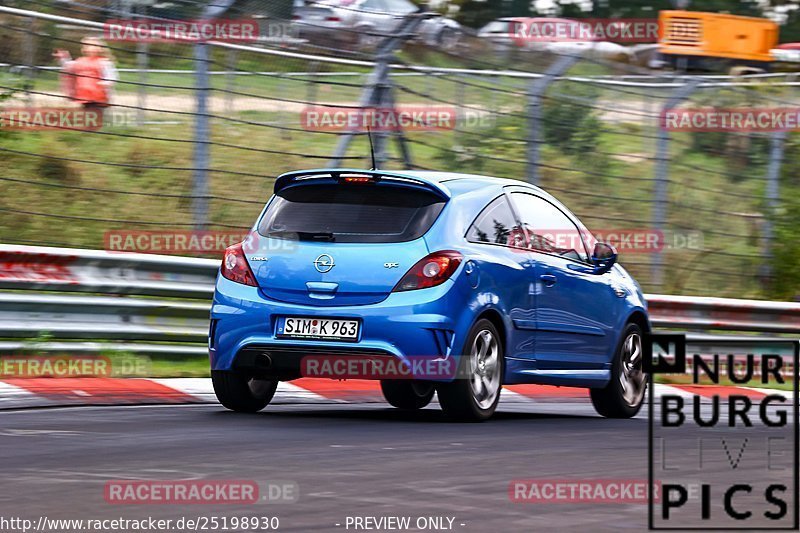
{"left": 313, "top": 254, "right": 335, "bottom": 273}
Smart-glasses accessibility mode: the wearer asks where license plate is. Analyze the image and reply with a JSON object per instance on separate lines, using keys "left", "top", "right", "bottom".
{"left": 277, "top": 317, "right": 360, "bottom": 341}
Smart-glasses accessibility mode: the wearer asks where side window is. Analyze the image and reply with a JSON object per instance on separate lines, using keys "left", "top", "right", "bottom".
{"left": 510, "top": 192, "right": 590, "bottom": 262}
{"left": 361, "top": 0, "right": 386, "bottom": 12}
{"left": 467, "top": 196, "right": 524, "bottom": 248}
{"left": 382, "top": 0, "right": 415, "bottom": 13}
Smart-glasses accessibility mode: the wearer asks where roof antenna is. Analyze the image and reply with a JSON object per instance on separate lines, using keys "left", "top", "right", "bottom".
{"left": 366, "top": 126, "right": 377, "bottom": 170}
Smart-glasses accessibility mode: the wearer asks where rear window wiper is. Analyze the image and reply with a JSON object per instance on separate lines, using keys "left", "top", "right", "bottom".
{"left": 297, "top": 231, "right": 336, "bottom": 242}
{"left": 266, "top": 230, "right": 336, "bottom": 242}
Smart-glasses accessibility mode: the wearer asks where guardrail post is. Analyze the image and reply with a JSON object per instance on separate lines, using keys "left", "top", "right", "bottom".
{"left": 526, "top": 54, "right": 580, "bottom": 185}
{"left": 192, "top": 42, "right": 210, "bottom": 229}
{"left": 761, "top": 130, "right": 787, "bottom": 284}
{"left": 651, "top": 78, "right": 700, "bottom": 289}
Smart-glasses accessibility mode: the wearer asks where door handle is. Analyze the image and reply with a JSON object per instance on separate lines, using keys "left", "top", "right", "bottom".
{"left": 540, "top": 274, "right": 557, "bottom": 287}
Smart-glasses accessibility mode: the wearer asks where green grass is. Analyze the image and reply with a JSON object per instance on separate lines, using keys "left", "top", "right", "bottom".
{"left": 0, "top": 95, "right": 775, "bottom": 298}
{"left": 657, "top": 374, "right": 794, "bottom": 392}
{"left": 148, "top": 356, "right": 210, "bottom": 377}
{"left": 0, "top": 61, "right": 792, "bottom": 380}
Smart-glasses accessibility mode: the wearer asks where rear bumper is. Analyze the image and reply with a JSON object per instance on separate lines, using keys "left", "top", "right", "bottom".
{"left": 209, "top": 275, "right": 469, "bottom": 379}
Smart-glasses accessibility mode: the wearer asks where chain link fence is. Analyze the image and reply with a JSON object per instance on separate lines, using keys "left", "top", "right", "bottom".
{"left": 1, "top": 2, "right": 799, "bottom": 300}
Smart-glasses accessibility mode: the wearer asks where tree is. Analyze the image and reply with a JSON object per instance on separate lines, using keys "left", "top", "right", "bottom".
{"left": 779, "top": 4, "right": 800, "bottom": 42}
{"left": 551, "top": 0, "right": 765, "bottom": 18}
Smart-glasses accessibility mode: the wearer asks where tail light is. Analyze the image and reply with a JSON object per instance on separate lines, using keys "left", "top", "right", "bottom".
{"left": 326, "top": 16, "right": 341, "bottom": 22}
{"left": 393, "top": 251, "right": 463, "bottom": 292}
{"left": 221, "top": 243, "right": 257, "bottom": 286}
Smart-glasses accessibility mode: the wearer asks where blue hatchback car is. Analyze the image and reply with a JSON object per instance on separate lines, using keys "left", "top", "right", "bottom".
{"left": 210, "top": 169, "right": 650, "bottom": 421}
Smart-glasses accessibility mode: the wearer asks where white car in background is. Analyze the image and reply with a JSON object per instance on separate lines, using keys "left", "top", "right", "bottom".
{"left": 293, "top": 0, "right": 461, "bottom": 50}
{"left": 478, "top": 17, "right": 634, "bottom": 63}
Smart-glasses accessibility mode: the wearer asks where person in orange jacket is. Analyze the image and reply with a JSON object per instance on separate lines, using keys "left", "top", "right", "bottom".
{"left": 54, "top": 36, "right": 118, "bottom": 113}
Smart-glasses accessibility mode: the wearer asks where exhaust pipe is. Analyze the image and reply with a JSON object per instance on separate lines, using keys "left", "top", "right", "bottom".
{"left": 256, "top": 352, "right": 273, "bottom": 368}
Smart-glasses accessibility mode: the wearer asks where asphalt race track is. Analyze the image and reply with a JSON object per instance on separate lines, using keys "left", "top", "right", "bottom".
{"left": 2, "top": 397, "right": 793, "bottom": 533}
{"left": 0, "top": 401, "right": 649, "bottom": 532}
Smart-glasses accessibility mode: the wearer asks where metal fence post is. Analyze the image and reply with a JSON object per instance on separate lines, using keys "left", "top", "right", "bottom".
{"left": 761, "top": 130, "right": 787, "bottom": 283}
{"left": 136, "top": 42, "right": 148, "bottom": 126}
{"left": 192, "top": 43, "right": 210, "bottom": 229}
{"left": 490, "top": 74, "right": 497, "bottom": 116}
{"left": 307, "top": 60, "right": 319, "bottom": 105}
{"left": 280, "top": 73, "right": 291, "bottom": 141}
{"left": 526, "top": 54, "right": 580, "bottom": 185}
{"left": 225, "top": 48, "right": 237, "bottom": 115}
{"left": 24, "top": 16, "right": 35, "bottom": 106}
{"left": 372, "top": 70, "right": 392, "bottom": 167}
{"left": 329, "top": 10, "right": 430, "bottom": 168}
{"left": 651, "top": 78, "right": 700, "bottom": 289}
{"left": 455, "top": 74, "right": 464, "bottom": 144}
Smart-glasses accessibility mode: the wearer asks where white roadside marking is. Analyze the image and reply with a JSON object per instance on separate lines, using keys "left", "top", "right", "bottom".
{"left": 149, "top": 377, "right": 216, "bottom": 402}
{"left": 150, "top": 378, "right": 333, "bottom": 404}
{"left": 746, "top": 387, "right": 791, "bottom": 399}
{"left": 0, "top": 381, "right": 50, "bottom": 409}
{"left": 274, "top": 381, "right": 340, "bottom": 403}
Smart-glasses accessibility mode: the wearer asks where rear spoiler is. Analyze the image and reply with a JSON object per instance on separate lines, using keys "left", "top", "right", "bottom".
{"left": 273, "top": 169, "right": 451, "bottom": 200}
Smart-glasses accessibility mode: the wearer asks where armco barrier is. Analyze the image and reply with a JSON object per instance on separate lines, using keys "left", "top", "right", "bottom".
{"left": 0, "top": 244, "right": 797, "bottom": 355}
{"left": 646, "top": 294, "right": 800, "bottom": 334}
{"left": 0, "top": 244, "right": 215, "bottom": 355}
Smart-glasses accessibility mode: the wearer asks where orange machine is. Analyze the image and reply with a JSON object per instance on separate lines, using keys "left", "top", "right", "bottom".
{"left": 659, "top": 10, "right": 779, "bottom": 65}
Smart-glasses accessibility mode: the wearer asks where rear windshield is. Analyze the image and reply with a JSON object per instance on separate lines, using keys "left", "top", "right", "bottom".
{"left": 258, "top": 184, "right": 446, "bottom": 243}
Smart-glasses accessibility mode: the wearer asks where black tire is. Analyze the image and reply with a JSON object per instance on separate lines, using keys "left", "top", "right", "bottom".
{"left": 437, "top": 27, "right": 459, "bottom": 50}
{"left": 356, "top": 25, "right": 379, "bottom": 49}
{"left": 437, "top": 319, "right": 504, "bottom": 421}
{"left": 212, "top": 370, "right": 278, "bottom": 413}
{"left": 380, "top": 380, "right": 435, "bottom": 409}
{"left": 590, "top": 323, "right": 647, "bottom": 418}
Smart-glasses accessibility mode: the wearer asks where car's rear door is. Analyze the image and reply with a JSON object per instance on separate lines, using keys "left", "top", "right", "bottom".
{"left": 508, "top": 191, "right": 619, "bottom": 369}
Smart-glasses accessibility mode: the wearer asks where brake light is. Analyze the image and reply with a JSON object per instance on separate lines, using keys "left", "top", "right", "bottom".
{"left": 340, "top": 173, "right": 376, "bottom": 183}
{"left": 221, "top": 243, "right": 257, "bottom": 286}
{"left": 392, "top": 251, "right": 463, "bottom": 292}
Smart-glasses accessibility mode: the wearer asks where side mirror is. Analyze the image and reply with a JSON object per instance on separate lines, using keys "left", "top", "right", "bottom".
{"left": 591, "top": 242, "right": 617, "bottom": 275}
